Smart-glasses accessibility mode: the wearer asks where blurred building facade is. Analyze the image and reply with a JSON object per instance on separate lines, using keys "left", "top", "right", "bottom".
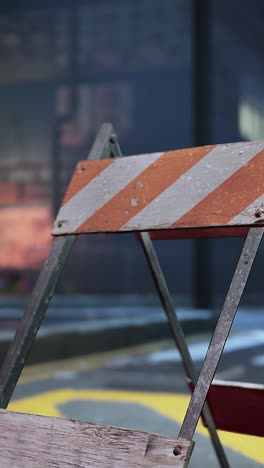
{"left": 0, "top": 0, "right": 263, "bottom": 303}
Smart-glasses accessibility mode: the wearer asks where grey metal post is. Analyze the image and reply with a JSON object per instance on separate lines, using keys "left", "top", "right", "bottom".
{"left": 110, "top": 133, "right": 229, "bottom": 468}
{"left": 178, "top": 227, "right": 264, "bottom": 441}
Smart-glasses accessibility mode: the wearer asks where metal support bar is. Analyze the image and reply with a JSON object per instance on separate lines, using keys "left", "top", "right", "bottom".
{"left": 0, "top": 123, "right": 117, "bottom": 409}
{"left": 139, "top": 232, "right": 229, "bottom": 468}
{"left": 178, "top": 227, "right": 264, "bottom": 441}
{"left": 110, "top": 136, "right": 229, "bottom": 467}
{"left": 1, "top": 121, "right": 257, "bottom": 468}
{"left": 0, "top": 236, "right": 74, "bottom": 408}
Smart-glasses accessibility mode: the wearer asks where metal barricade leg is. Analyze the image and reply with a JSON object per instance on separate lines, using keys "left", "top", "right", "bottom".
{"left": 0, "top": 123, "right": 117, "bottom": 409}
{"left": 139, "top": 232, "right": 230, "bottom": 468}
{"left": 177, "top": 227, "right": 264, "bottom": 444}
{"left": 110, "top": 137, "right": 229, "bottom": 468}
{"left": 1, "top": 123, "right": 259, "bottom": 468}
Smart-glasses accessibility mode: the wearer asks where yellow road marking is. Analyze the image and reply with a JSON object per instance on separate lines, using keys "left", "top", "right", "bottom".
{"left": 9, "top": 389, "right": 264, "bottom": 465}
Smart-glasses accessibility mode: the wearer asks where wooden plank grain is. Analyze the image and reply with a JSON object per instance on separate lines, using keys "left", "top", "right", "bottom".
{"left": 0, "top": 409, "right": 193, "bottom": 467}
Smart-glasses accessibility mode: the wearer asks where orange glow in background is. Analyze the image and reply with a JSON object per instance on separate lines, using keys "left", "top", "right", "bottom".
{"left": 0, "top": 206, "right": 52, "bottom": 269}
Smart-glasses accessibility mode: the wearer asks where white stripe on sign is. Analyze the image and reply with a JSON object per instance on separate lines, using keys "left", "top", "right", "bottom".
{"left": 53, "top": 152, "right": 163, "bottom": 234}
{"left": 122, "top": 141, "right": 264, "bottom": 230}
{"left": 147, "top": 330, "right": 264, "bottom": 364}
{"left": 229, "top": 193, "right": 264, "bottom": 225}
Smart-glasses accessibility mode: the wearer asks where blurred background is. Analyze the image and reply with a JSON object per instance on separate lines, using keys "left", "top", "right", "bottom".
{"left": 0, "top": 0, "right": 264, "bottom": 309}
{"left": 1, "top": 3, "right": 264, "bottom": 466}
{"left": 0, "top": 0, "right": 264, "bottom": 308}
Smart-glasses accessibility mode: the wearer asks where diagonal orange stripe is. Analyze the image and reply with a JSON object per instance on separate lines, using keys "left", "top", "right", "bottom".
{"left": 173, "top": 149, "right": 264, "bottom": 228}
{"left": 62, "top": 159, "right": 113, "bottom": 206}
{"left": 76, "top": 145, "right": 215, "bottom": 233}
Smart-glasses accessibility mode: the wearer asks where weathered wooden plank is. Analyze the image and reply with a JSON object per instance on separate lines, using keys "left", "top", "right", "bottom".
{"left": 189, "top": 380, "right": 264, "bottom": 437}
{"left": 52, "top": 140, "right": 264, "bottom": 236}
{"left": 0, "top": 409, "right": 194, "bottom": 467}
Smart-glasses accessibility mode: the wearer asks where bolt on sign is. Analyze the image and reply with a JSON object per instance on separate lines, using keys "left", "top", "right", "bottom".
{"left": 52, "top": 140, "right": 264, "bottom": 236}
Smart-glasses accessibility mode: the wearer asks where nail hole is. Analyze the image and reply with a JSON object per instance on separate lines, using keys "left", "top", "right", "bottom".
{"left": 255, "top": 209, "right": 262, "bottom": 218}
{"left": 244, "top": 261, "right": 248, "bottom": 265}
{"left": 173, "top": 447, "right": 181, "bottom": 456}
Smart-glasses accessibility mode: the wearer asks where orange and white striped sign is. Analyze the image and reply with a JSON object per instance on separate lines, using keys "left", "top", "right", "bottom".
{"left": 52, "top": 140, "right": 264, "bottom": 236}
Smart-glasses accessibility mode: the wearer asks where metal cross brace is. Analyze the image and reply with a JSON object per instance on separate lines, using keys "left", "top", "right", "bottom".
{"left": 177, "top": 226, "right": 264, "bottom": 442}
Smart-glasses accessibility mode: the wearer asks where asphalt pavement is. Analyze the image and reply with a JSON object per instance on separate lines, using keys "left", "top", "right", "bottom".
{"left": 8, "top": 324, "right": 264, "bottom": 466}
{"left": 0, "top": 294, "right": 216, "bottom": 363}
{"left": 1, "top": 295, "right": 264, "bottom": 466}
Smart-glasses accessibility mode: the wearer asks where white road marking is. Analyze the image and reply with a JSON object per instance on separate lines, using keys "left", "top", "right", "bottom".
{"left": 146, "top": 330, "right": 264, "bottom": 364}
